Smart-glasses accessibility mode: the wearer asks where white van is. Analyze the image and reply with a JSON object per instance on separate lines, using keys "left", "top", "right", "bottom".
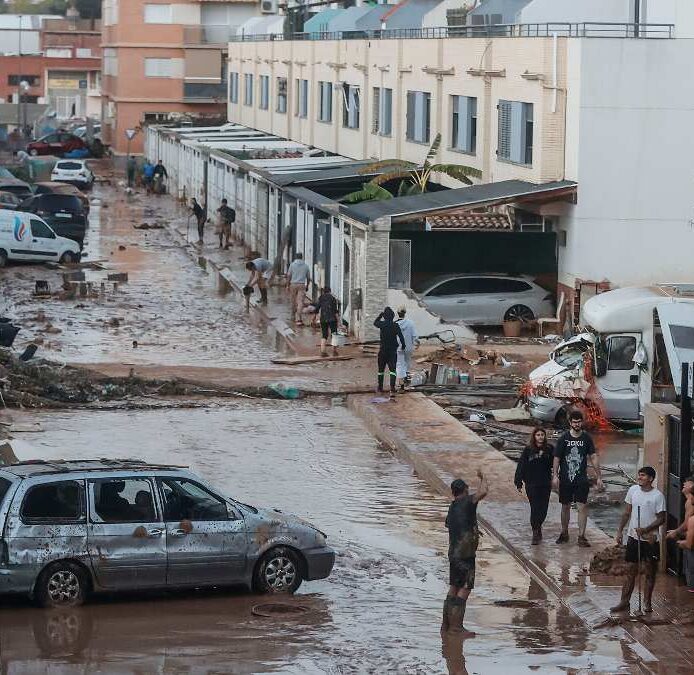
{"left": 0, "top": 209, "right": 81, "bottom": 267}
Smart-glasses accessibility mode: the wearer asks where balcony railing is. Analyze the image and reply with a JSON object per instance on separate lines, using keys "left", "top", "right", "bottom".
{"left": 184, "top": 24, "right": 242, "bottom": 45}
{"left": 183, "top": 81, "right": 227, "bottom": 101}
{"left": 229, "top": 22, "right": 675, "bottom": 42}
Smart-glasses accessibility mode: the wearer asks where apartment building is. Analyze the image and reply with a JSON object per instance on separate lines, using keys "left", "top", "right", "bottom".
{"left": 0, "top": 17, "right": 101, "bottom": 121}
{"left": 101, "top": 0, "right": 267, "bottom": 155}
{"left": 226, "top": 4, "right": 694, "bottom": 319}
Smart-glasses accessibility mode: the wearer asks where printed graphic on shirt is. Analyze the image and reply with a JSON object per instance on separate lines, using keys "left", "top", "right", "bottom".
{"left": 565, "top": 441, "right": 584, "bottom": 482}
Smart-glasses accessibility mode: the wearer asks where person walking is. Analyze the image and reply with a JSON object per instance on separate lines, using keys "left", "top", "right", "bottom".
{"left": 442, "top": 470, "right": 488, "bottom": 636}
{"left": 611, "top": 466, "right": 666, "bottom": 613}
{"left": 143, "top": 160, "right": 155, "bottom": 193}
{"left": 245, "top": 257, "right": 272, "bottom": 305}
{"left": 514, "top": 427, "right": 553, "bottom": 545}
{"left": 285, "top": 253, "right": 311, "bottom": 324}
{"left": 126, "top": 155, "right": 136, "bottom": 188}
{"left": 152, "top": 159, "right": 167, "bottom": 194}
{"left": 395, "top": 307, "right": 418, "bottom": 392}
{"left": 667, "top": 476, "right": 694, "bottom": 591}
{"left": 552, "top": 410, "right": 604, "bottom": 547}
{"left": 191, "top": 198, "right": 206, "bottom": 243}
{"left": 373, "top": 307, "right": 406, "bottom": 395}
{"left": 216, "top": 199, "right": 235, "bottom": 249}
{"left": 315, "top": 286, "right": 340, "bottom": 357}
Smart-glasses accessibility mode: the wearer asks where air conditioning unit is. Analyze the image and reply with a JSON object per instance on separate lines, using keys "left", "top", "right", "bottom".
{"left": 261, "top": 0, "right": 278, "bottom": 13}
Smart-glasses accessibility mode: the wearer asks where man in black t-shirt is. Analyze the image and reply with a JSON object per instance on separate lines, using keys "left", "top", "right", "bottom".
{"left": 552, "top": 410, "right": 604, "bottom": 547}
{"left": 442, "top": 470, "right": 487, "bottom": 636}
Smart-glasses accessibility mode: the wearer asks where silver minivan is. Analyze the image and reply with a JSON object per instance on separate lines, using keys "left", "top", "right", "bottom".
{"left": 0, "top": 460, "right": 335, "bottom": 607}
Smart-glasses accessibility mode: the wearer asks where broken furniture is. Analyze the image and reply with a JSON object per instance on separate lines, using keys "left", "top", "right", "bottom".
{"left": 537, "top": 292, "right": 565, "bottom": 337}
{"left": 0, "top": 319, "right": 20, "bottom": 348}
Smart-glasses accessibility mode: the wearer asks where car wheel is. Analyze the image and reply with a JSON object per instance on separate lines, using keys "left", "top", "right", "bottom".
{"left": 254, "top": 547, "right": 303, "bottom": 594}
{"left": 36, "top": 562, "right": 88, "bottom": 608}
{"left": 0, "top": 249, "right": 7, "bottom": 268}
{"left": 504, "top": 305, "right": 535, "bottom": 323}
{"left": 59, "top": 251, "right": 77, "bottom": 264}
{"left": 29, "top": 148, "right": 38, "bottom": 156}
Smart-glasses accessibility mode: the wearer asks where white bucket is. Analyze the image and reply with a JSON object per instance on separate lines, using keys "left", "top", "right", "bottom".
{"left": 331, "top": 333, "right": 347, "bottom": 347}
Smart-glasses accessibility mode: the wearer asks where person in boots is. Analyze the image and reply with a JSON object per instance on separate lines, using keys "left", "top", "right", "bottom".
{"left": 395, "top": 306, "right": 418, "bottom": 392}
{"left": 315, "top": 286, "right": 340, "bottom": 357}
{"left": 285, "top": 252, "right": 311, "bottom": 324}
{"left": 442, "top": 470, "right": 488, "bottom": 636}
{"left": 514, "top": 427, "right": 553, "bottom": 545}
{"left": 216, "top": 199, "right": 235, "bottom": 249}
{"left": 611, "top": 466, "right": 665, "bottom": 613}
{"left": 191, "top": 198, "right": 206, "bottom": 243}
{"left": 552, "top": 410, "right": 603, "bottom": 547}
{"left": 245, "top": 258, "right": 272, "bottom": 305}
{"left": 373, "top": 307, "right": 405, "bottom": 396}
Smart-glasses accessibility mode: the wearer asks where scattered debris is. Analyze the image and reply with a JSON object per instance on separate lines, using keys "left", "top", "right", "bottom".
{"left": 134, "top": 223, "right": 164, "bottom": 230}
{"left": 33, "top": 280, "right": 51, "bottom": 297}
{"left": 589, "top": 545, "right": 630, "bottom": 576}
{"left": 107, "top": 272, "right": 129, "bottom": 283}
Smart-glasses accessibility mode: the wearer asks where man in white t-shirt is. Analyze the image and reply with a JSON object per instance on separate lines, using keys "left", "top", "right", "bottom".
{"left": 611, "top": 466, "right": 666, "bottom": 614}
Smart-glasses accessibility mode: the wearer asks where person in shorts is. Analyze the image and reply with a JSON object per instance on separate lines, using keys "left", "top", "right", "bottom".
{"left": 611, "top": 466, "right": 666, "bottom": 613}
{"left": 552, "top": 410, "right": 604, "bottom": 547}
{"left": 245, "top": 258, "right": 273, "bottom": 305}
{"left": 216, "top": 199, "right": 235, "bottom": 249}
{"left": 442, "top": 470, "right": 488, "bottom": 636}
{"left": 314, "top": 287, "right": 340, "bottom": 357}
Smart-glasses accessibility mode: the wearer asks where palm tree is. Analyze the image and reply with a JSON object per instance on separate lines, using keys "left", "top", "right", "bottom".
{"left": 340, "top": 133, "right": 482, "bottom": 204}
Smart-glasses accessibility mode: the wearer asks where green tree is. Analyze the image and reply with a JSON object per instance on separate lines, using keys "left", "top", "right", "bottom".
{"left": 340, "top": 133, "right": 482, "bottom": 204}
{"left": 74, "top": 0, "right": 101, "bottom": 19}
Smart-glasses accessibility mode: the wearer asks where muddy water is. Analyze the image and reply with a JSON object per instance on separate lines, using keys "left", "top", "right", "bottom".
{"left": 5, "top": 400, "right": 637, "bottom": 673}
{"left": 0, "top": 186, "right": 279, "bottom": 366}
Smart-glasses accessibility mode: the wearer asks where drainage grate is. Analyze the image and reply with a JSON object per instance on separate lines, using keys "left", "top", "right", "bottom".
{"left": 251, "top": 603, "right": 310, "bottom": 618}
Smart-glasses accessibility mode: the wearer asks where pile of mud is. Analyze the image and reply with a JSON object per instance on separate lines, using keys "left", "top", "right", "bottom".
{"left": 0, "top": 348, "right": 186, "bottom": 408}
{"left": 589, "top": 545, "right": 630, "bottom": 576}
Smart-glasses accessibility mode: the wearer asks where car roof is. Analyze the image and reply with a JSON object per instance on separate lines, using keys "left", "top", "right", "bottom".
{"left": 56, "top": 159, "right": 87, "bottom": 165}
{"left": 417, "top": 273, "right": 534, "bottom": 290}
{"left": 0, "top": 459, "right": 190, "bottom": 480}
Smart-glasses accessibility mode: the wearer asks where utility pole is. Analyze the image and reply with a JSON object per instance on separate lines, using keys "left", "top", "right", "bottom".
{"left": 634, "top": 0, "right": 641, "bottom": 37}
{"left": 17, "top": 14, "right": 23, "bottom": 132}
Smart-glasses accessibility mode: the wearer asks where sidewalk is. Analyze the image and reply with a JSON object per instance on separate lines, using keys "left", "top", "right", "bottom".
{"left": 348, "top": 392, "right": 694, "bottom": 671}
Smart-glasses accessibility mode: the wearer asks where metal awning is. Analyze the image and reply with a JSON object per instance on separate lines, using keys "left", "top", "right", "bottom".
{"left": 340, "top": 179, "right": 577, "bottom": 224}
{"left": 426, "top": 211, "right": 512, "bottom": 231}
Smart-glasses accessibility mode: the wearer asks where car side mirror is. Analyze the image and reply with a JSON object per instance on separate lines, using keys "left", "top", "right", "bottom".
{"left": 595, "top": 356, "right": 607, "bottom": 378}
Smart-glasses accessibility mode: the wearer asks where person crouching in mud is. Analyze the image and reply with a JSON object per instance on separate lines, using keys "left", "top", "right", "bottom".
{"left": 373, "top": 307, "right": 405, "bottom": 396}
{"left": 442, "top": 470, "right": 487, "bottom": 636}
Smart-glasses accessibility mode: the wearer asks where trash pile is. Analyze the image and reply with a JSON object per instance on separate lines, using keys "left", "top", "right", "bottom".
{"left": 589, "top": 545, "right": 630, "bottom": 576}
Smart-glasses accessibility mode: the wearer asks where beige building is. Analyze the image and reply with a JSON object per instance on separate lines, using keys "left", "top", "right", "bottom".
{"left": 227, "top": 34, "right": 567, "bottom": 186}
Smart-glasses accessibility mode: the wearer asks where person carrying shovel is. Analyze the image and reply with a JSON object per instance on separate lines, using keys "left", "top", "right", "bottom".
{"left": 611, "top": 466, "right": 666, "bottom": 614}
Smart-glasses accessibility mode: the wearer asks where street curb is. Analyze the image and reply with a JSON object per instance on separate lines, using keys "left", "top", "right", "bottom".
{"left": 347, "top": 393, "right": 658, "bottom": 665}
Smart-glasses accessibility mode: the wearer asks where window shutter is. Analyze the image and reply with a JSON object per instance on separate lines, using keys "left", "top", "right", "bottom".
{"left": 406, "top": 91, "right": 415, "bottom": 140}
{"left": 383, "top": 88, "right": 392, "bottom": 135}
{"left": 498, "top": 100, "right": 511, "bottom": 159}
{"left": 372, "top": 87, "right": 380, "bottom": 133}
{"left": 510, "top": 100, "right": 523, "bottom": 163}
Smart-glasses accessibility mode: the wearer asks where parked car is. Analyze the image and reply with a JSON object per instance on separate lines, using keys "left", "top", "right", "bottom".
{"left": 0, "top": 178, "right": 33, "bottom": 201}
{"left": 0, "top": 167, "right": 18, "bottom": 180}
{"left": 0, "top": 209, "right": 81, "bottom": 266}
{"left": 51, "top": 159, "right": 94, "bottom": 189}
{"left": 73, "top": 123, "right": 101, "bottom": 140}
{"left": 32, "top": 181, "right": 90, "bottom": 215}
{"left": 0, "top": 191, "right": 22, "bottom": 210}
{"left": 415, "top": 274, "right": 555, "bottom": 326}
{"left": 26, "top": 132, "right": 87, "bottom": 157}
{"left": 18, "top": 193, "right": 88, "bottom": 247}
{"left": 0, "top": 459, "right": 335, "bottom": 607}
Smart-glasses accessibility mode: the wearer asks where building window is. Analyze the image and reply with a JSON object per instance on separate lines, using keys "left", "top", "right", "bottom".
{"left": 76, "top": 48, "right": 93, "bottom": 58}
{"left": 8, "top": 75, "right": 40, "bottom": 86}
{"left": 318, "top": 81, "right": 332, "bottom": 123}
{"left": 46, "top": 48, "right": 72, "bottom": 58}
{"left": 342, "top": 83, "right": 360, "bottom": 130}
{"left": 145, "top": 58, "right": 173, "bottom": 78}
{"left": 451, "top": 95, "right": 477, "bottom": 154}
{"left": 295, "top": 78, "right": 308, "bottom": 118}
{"left": 260, "top": 75, "right": 269, "bottom": 110}
{"left": 244, "top": 73, "right": 253, "bottom": 106}
{"left": 103, "top": 48, "right": 117, "bottom": 77}
{"left": 229, "top": 72, "right": 239, "bottom": 103}
{"left": 276, "top": 77, "right": 287, "bottom": 113}
{"left": 498, "top": 100, "right": 533, "bottom": 165}
{"left": 143, "top": 112, "right": 170, "bottom": 122}
{"left": 144, "top": 3, "right": 172, "bottom": 23}
{"left": 406, "top": 90, "right": 431, "bottom": 143}
{"left": 372, "top": 86, "right": 392, "bottom": 136}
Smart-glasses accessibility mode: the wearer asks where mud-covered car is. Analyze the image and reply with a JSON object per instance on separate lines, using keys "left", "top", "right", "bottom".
{"left": 0, "top": 460, "right": 334, "bottom": 607}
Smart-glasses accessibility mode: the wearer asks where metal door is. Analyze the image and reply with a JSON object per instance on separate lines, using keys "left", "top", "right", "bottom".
{"left": 87, "top": 478, "right": 167, "bottom": 590}
{"left": 388, "top": 240, "right": 411, "bottom": 289}
{"left": 596, "top": 333, "right": 640, "bottom": 420}
{"left": 158, "top": 477, "right": 247, "bottom": 586}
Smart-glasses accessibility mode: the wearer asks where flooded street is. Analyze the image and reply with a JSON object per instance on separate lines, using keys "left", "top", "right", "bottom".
{"left": 4, "top": 401, "right": 636, "bottom": 673}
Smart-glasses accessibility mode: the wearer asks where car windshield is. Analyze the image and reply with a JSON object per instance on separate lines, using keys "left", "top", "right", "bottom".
{"left": 552, "top": 341, "right": 590, "bottom": 368}
{"left": 56, "top": 162, "right": 83, "bottom": 171}
{"left": 41, "top": 195, "right": 83, "bottom": 211}
{"left": 0, "top": 185, "right": 28, "bottom": 195}
{"left": 0, "top": 168, "right": 15, "bottom": 179}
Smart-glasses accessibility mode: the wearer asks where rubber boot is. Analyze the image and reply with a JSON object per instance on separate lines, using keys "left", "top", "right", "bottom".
{"left": 440, "top": 596, "right": 452, "bottom": 635}
{"left": 446, "top": 597, "right": 465, "bottom": 633}
{"left": 259, "top": 288, "right": 268, "bottom": 305}
{"left": 531, "top": 528, "right": 541, "bottom": 545}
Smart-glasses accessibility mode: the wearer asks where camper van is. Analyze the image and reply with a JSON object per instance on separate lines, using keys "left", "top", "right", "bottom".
{"left": 528, "top": 285, "right": 694, "bottom": 423}
{"left": 0, "top": 210, "right": 81, "bottom": 267}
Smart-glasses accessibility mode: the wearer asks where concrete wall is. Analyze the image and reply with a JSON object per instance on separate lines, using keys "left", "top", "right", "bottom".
{"left": 227, "top": 35, "right": 568, "bottom": 185}
{"left": 558, "top": 38, "right": 694, "bottom": 289}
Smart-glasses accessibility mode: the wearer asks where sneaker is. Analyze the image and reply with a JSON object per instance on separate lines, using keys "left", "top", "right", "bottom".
{"left": 577, "top": 536, "right": 591, "bottom": 548}
{"left": 556, "top": 532, "right": 569, "bottom": 544}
